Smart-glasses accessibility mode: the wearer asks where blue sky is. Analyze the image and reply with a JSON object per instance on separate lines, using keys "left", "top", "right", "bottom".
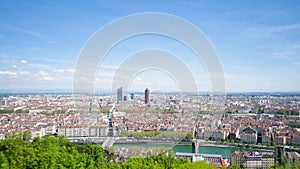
{"left": 0, "top": 0, "right": 300, "bottom": 93}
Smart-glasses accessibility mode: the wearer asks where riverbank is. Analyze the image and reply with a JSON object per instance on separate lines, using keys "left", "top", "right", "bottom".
{"left": 115, "top": 137, "right": 275, "bottom": 151}
{"left": 113, "top": 143, "right": 271, "bottom": 159}
{"left": 142, "top": 141, "right": 234, "bottom": 148}
{"left": 200, "top": 142, "right": 231, "bottom": 147}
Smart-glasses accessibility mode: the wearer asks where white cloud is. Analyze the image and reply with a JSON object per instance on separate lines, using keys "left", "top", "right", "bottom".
{"left": 36, "top": 58, "right": 70, "bottom": 64}
{"left": 210, "top": 72, "right": 236, "bottom": 79}
{"left": 53, "top": 68, "right": 75, "bottom": 73}
{"left": 15, "top": 27, "right": 41, "bottom": 38}
{"left": 53, "top": 69, "right": 65, "bottom": 73}
{"left": 0, "top": 71, "right": 18, "bottom": 76}
{"left": 36, "top": 71, "right": 54, "bottom": 81}
{"left": 18, "top": 71, "right": 30, "bottom": 75}
{"left": 271, "top": 44, "right": 300, "bottom": 59}
{"left": 20, "top": 60, "right": 27, "bottom": 64}
{"left": 273, "top": 51, "right": 294, "bottom": 59}
{"left": 37, "top": 71, "right": 49, "bottom": 76}
{"left": 58, "top": 76, "right": 73, "bottom": 80}
{"left": 243, "top": 23, "right": 300, "bottom": 39}
{"left": 131, "top": 81, "right": 153, "bottom": 86}
{"left": 66, "top": 69, "right": 75, "bottom": 73}
{"left": 288, "top": 44, "right": 300, "bottom": 49}
{"left": 95, "top": 78, "right": 112, "bottom": 83}
{"left": 224, "top": 73, "right": 237, "bottom": 78}
{"left": 38, "top": 77, "right": 54, "bottom": 81}
{"left": 12, "top": 65, "right": 18, "bottom": 69}
{"left": 268, "top": 23, "right": 300, "bottom": 33}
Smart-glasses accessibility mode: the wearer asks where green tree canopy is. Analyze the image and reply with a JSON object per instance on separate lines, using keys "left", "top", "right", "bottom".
{"left": 0, "top": 136, "right": 215, "bottom": 169}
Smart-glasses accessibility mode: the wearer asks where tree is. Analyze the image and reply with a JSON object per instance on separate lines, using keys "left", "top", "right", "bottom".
{"left": 0, "top": 136, "right": 217, "bottom": 169}
{"left": 271, "top": 141, "right": 276, "bottom": 146}
{"left": 0, "top": 152, "right": 9, "bottom": 169}
{"left": 284, "top": 159, "right": 292, "bottom": 169}
{"left": 178, "top": 160, "right": 215, "bottom": 169}
{"left": 185, "top": 132, "right": 194, "bottom": 140}
{"left": 293, "top": 159, "right": 299, "bottom": 169}
{"left": 22, "top": 130, "right": 31, "bottom": 141}
{"left": 107, "top": 162, "right": 121, "bottom": 169}
{"left": 82, "top": 144, "right": 106, "bottom": 168}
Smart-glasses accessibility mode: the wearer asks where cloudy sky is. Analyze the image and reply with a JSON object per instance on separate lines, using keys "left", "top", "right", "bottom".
{"left": 0, "top": 0, "right": 300, "bottom": 93}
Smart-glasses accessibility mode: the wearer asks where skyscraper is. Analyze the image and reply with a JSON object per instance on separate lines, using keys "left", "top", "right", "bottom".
{"left": 130, "top": 93, "right": 135, "bottom": 100}
{"left": 117, "top": 87, "right": 123, "bottom": 103}
{"left": 145, "top": 88, "right": 150, "bottom": 104}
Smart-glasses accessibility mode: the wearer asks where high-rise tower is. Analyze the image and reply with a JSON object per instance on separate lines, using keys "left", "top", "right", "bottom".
{"left": 130, "top": 93, "right": 135, "bottom": 100}
{"left": 117, "top": 87, "right": 123, "bottom": 103}
{"left": 145, "top": 88, "right": 150, "bottom": 104}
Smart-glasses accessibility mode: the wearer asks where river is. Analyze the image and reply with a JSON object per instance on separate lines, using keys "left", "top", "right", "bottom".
{"left": 113, "top": 143, "right": 272, "bottom": 159}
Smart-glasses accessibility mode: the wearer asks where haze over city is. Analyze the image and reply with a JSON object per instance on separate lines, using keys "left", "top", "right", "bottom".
{"left": 0, "top": 1, "right": 299, "bottom": 93}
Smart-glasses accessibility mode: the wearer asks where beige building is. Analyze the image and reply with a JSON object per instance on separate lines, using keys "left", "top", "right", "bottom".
{"left": 58, "top": 125, "right": 109, "bottom": 137}
{"left": 240, "top": 127, "right": 257, "bottom": 144}
{"left": 31, "top": 127, "right": 46, "bottom": 138}
{"left": 231, "top": 151, "right": 246, "bottom": 166}
{"left": 203, "top": 129, "right": 226, "bottom": 140}
{"left": 231, "top": 151, "right": 275, "bottom": 169}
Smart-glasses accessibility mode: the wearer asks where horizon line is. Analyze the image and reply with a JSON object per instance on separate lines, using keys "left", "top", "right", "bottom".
{"left": 0, "top": 89, "right": 300, "bottom": 95}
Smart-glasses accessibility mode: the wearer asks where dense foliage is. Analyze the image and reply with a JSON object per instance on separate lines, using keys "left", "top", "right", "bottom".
{"left": 120, "top": 131, "right": 193, "bottom": 140}
{"left": 276, "top": 109, "right": 299, "bottom": 116}
{"left": 0, "top": 109, "right": 16, "bottom": 114}
{"left": 120, "top": 130, "right": 162, "bottom": 138}
{"left": 122, "top": 154, "right": 214, "bottom": 169}
{"left": 285, "top": 121, "right": 300, "bottom": 128}
{"left": 0, "top": 136, "right": 214, "bottom": 169}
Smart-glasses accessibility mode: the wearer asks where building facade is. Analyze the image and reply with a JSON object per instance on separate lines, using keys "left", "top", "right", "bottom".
{"left": 117, "top": 87, "right": 123, "bottom": 104}
{"left": 231, "top": 151, "right": 275, "bottom": 169}
{"left": 145, "top": 88, "right": 150, "bottom": 104}
{"left": 240, "top": 127, "right": 257, "bottom": 144}
{"left": 58, "top": 125, "right": 109, "bottom": 137}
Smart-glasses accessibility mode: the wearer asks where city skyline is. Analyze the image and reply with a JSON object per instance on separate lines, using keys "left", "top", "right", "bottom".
{"left": 0, "top": 1, "right": 300, "bottom": 93}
